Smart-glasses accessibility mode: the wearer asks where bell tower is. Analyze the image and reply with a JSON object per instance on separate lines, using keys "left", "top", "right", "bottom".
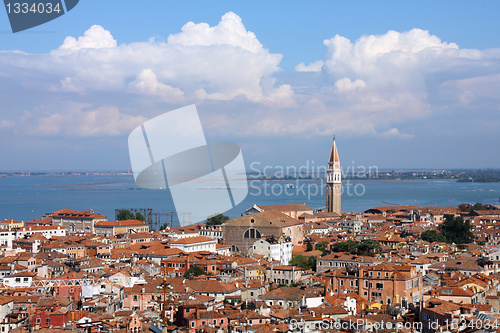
{"left": 326, "top": 137, "right": 341, "bottom": 214}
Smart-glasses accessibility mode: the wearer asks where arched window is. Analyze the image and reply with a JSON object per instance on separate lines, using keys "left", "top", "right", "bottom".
{"left": 244, "top": 228, "right": 261, "bottom": 239}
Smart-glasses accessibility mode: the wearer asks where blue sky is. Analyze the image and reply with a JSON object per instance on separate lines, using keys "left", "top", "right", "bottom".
{"left": 1, "top": 1, "right": 500, "bottom": 171}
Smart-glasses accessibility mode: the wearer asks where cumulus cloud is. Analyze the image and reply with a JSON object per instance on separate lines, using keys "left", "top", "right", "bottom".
{"left": 7, "top": 13, "right": 289, "bottom": 107}
{"left": 2, "top": 19, "right": 500, "bottom": 143}
{"left": 56, "top": 25, "right": 117, "bottom": 52}
{"left": 167, "top": 12, "right": 263, "bottom": 53}
{"left": 335, "top": 78, "right": 366, "bottom": 92}
{"left": 130, "top": 69, "right": 184, "bottom": 103}
{"left": 295, "top": 60, "right": 324, "bottom": 72}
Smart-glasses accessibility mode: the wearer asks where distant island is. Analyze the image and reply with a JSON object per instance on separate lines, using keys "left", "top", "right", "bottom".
{"left": 247, "top": 168, "right": 500, "bottom": 183}
{"left": 1, "top": 169, "right": 500, "bottom": 182}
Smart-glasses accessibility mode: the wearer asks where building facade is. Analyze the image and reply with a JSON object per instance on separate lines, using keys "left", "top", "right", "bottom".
{"left": 223, "top": 212, "right": 303, "bottom": 255}
{"left": 94, "top": 220, "right": 149, "bottom": 236}
{"left": 50, "top": 209, "right": 107, "bottom": 234}
{"left": 326, "top": 263, "right": 423, "bottom": 306}
{"left": 251, "top": 237, "right": 292, "bottom": 265}
{"left": 170, "top": 236, "right": 217, "bottom": 253}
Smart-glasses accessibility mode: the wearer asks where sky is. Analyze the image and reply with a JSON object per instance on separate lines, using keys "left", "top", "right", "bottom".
{"left": 1, "top": 1, "right": 500, "bottom": 172}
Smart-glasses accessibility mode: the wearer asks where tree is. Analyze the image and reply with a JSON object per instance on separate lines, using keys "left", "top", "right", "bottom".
{"left": 307, "top": 256, "right": 317, "bottom": 272}
{"left": 420, "top": 230, "right": 447, "bottom": 243}
{"left": 439, "top": 214, "right": 474, "bottom": 244}
{"left": 116, "top": 209, "right": 135, "bottom": 220}
{"left": 315, "top": 241, "right": 329, "bottom": 254}
{"left": 331, "top": 240, "right": 381, "bottom": 256}
{"left": 135, "top": 212, "right": 146, "bottom": 222}
{"left": 400, "top": 230, "right": 413, "bottom": 238}
{"left": 458, "top": 203, "right": 471, "bottom": 212}
{"left": 289, "top": 255, "right": 316, "bottom": 271}
{"left": 206, "top": 213, "right": 229, "bottom": 226}
{"left": 306, "top": 240, "right": 313, "bottom": 252}
{"left": 184, "top": 266, "right": 205, "bottom": 278}
{"left": 458, "top": 202, "right": 492, "bottom": 213}
{"left": 289, "top": 255, "right": 308, "bottom": 269}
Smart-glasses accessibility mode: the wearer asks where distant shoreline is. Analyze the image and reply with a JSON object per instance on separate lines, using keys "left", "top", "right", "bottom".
{"left": 1, "top": 169, "right": 500, "bottom": 183}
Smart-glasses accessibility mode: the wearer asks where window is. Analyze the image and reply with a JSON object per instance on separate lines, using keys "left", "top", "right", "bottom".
{"left": 191, "top": 322, "right": 195, "bottom": 328}
{"left": 221, "top": 319, "right": 224, "bottom": 325}
{"left": 244, "top": 228, "right": 261, "bottom": 239}
{"left": 376, "top": 283, "right": 383, "bottom": 289}
{"left": 46, "top": 318, "right": 50, "bottom": 325}
{"left": 36, "top": 318, "right": 41, "bottom": 324}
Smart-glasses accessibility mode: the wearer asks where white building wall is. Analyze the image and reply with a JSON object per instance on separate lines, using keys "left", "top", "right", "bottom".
{"left": 270, "top": 242, "right": 292, "bottom": 265}
{"left": 171, "top": 240, "right": 216, "bottom": 253}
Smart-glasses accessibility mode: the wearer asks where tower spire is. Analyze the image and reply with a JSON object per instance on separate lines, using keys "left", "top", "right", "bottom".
{"left": 329, "top": 136, "right": 340, "bottom": 166}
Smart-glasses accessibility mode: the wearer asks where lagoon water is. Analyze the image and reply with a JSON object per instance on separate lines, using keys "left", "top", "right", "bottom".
{"left": 1, "top": 174, "right": 500, "bottom": 226}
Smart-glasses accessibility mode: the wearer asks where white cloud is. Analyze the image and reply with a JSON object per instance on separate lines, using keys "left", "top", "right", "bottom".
{"left": 167, "top": 12, "right": 263, "bottom": 53}
{"left": 130, "top": 69, "right": 185, "bottom": 103}
{"left": 295, "top": 60, "right": 324, "bottom": 72}
{"left": 380, "top": 128, "right": 414, "bottom": 139}
{"left": 56, "top": 25, "right": 117, "bottom": 53}
{"left": 2, "top": 20, "right": 500, "bottom": 143}
{"left": 335, "top": 78, "right": 366, "bottom": 92}
{"left": 32, "top": 106, "right": 147, "bottom": 137}
{"left": 17, "top": 13, "right": 289, "bottom": 106}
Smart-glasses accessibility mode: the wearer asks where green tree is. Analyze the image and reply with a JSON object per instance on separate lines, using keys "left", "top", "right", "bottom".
{"left": 439, "top": 214, "right": 474, "bottom": 244}
{"left": 206, "top": 213, "right": 229, "bottom": 226}
{"left": 420, "top": 230, "right": 447, "bottom": 243}
{"left": 306, "top": 240, "right": 313, "bottom": 252}
{"left": 400, "top": 230, "right": 413, "bottom": 238}
{"left": 307, "top": 256, "right": 317, "bottom": 272}
{"left": 184, "top": 266, "right": 205, "bottom": 278}
{"left": 117, "top": 209, "right": 135, "bottom": 220}
{"left": 471, "top": 203, "right": 485, "bottom": 211}
{"left": 135, "top": 212, "right": 146, "bottom": 222}
{"left": 315, "top": 241, "right": 329, "bottom": 254}
{"left": 289, "top": 255, "right": 316, "bottom": 271}
{"left": 331, "top": 240, "right": 381, "bottom": 256}
{"left": 289, "top": 255, "right": 308, "bottom": 269}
